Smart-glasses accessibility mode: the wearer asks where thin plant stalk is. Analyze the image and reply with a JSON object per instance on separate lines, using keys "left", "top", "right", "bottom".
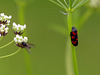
{"left": 0, "top": 36, "right": 3, "bottom": 41}
{"left": 66, "top": 11, "right": 78, "bottom": 75}
{"left": 66, "top": 38, "right": 74, "bottom": 75}
{"left": 0, "top": 40, "right": 14, "bottom": 49}
{"left": 0, "top": 48, "right": 21, "bottom": 59}
{"left": 17, "top": 2, "right": 32, "bottom": 75}
{"left": 72, "top": 45, "right": 78, "bottom": 75}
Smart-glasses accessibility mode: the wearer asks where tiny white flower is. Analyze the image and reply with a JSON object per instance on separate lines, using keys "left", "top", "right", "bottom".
{"left": 2, "top": 25, "right": 5, "bottom": 29}
{"left": 13, "top": 23, "right": 17, "bottom": 28}
{"left": 8, "top": 15, "right": 12, "bottom": 19}
{"left": 4, "top": 15, "right": 8, "bottom": 18}
{"left": 7, "top": 20, "right": 10, "bottom": 23}
{"left": 13, "top": 22, "right": 16, "bottom": 26}
{"left": 1, "top": 13, "right": 4, "bottom": 16}
{"left": 23, "top": 37, "right": 28, "bottom": 42}
{"left": 16, "top": 35, "right": 20, "bottom": 38}
{"left": 1, "top": 30, "right": 4, "bottom": 32}
{"left": 14, "top": 37, "right": 18, "bottom": 43}
{"left": 21, "top": 26, "right": 24, "bottom": 30}
{"left": 5, "top": 27, "right": 9, "bottom": 31}
{"left": 15, "top": 40, "right": 18, "bottom": 43}
{"left": 16, "top": 27, "right": 20, "bottom": 30}
{"left": 24, "top": 24, "right": 26, "bottom": 28}
{"left": 19, "top": 36, "right": 23, "bottom": 39}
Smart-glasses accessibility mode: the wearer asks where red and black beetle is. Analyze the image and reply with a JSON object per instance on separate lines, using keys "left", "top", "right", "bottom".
{"left": 70, "top": 27, "right": 78, "bottom": 46}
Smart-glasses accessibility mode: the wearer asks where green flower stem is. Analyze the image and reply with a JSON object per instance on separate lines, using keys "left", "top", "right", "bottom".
{"left": 66, "top": 38, "right": 74, "bottom": 75}
{"left": 77, "top": 9, "right": 93, "bottom": 30}
{"left": 0, "top": 40, "right": 14, "bottom": 49}
{"left": 0, "top": 36, "right": 3, "bottom": 41}
{"left": 17, "top": 1, "right": 32, "bottom": 75}
{"left": 68, "top": 12, "right": 72, "bottom": 34}
{"left": 0, "top": 48, "right": 21, "bottom": 59}
{"left": 69, "top": 0, "right": 72, "bottom": 8}
{"left": 66, "top": 11, "right": 78, "bottom": 75}
{"left": 72, "top": 46, "right": 78, "bottom": 75}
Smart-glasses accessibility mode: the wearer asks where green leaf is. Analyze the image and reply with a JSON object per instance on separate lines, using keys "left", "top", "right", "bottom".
{"left": 73, "top": 0, "right": 90, "bottom": 10}
{"left": 57, "top": 0, "right": 67, "bottom": 9}
{"left": 64, "top": 0, "right": 69, "bottom": 8}
{"left": 72, "top": 0, "right": 79, "bottom": 8}
{"left": 50, "top": 0, "right": 65, "bottom": 9}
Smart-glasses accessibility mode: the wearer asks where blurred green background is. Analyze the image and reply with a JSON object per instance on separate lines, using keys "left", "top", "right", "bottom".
{"left": 0, "top": 0, "right": 100, "bottom": 75}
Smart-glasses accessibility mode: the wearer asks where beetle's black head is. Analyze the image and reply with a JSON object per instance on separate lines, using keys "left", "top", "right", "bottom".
{"left": 72, "top": 27, "right": 77, "bottom": 32}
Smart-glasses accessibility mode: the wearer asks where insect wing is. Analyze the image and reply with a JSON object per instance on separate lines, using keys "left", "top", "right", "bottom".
{"left": 25, "top": 43, "right": 35, "bottom": 54}
{"left": 25, "top": 47, "right": 31, "bottom": 54}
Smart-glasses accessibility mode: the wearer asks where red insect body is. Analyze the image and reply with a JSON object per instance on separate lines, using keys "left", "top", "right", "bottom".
{"left": 70, "top": 27, "right": 78, "bottom": 46}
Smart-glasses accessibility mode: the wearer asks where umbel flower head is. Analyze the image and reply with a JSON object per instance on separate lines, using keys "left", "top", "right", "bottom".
{"left": 0, "top": 13, "right": 12, "bottom": 25}
{"left": 14, "top": 35, "right": 28, "bottom": 47}
{"left": 89, "top": 0, "right": 100, "bottom": 8}
{"left": 12, "top": 22, "right": 26, "bottom": 35}
{"left": 0, "top": 24, "right": 9, "bottom": 37}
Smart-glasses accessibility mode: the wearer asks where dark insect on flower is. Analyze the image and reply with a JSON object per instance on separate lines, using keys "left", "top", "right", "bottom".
{"left": 16, "top": 42, "right": 35, "bottom": 54}
{"left": 70, "top": 27, "right": 78, "bottom": 46}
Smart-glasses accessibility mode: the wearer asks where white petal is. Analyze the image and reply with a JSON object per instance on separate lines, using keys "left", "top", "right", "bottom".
{"left": 24, "top": 24, "right": 26, "bottom": 28}
{"left": 13, "top": 22, "right": 16, "bottom": 26}
{"left": 16, "top": 35, "right": 20, "bottom": 38}
{"left": 23, "top": 37, "right": 28, "bottom": 42}
{"left": 5, "top": 27, "right": 9, "bottom": 31}
{"left": 21, "top": 26, "right": 24, "bottom": 30}
{"left": 0, "top": 34, "right": 1, "bottom": 37}
{"left": 1, "top": 13, "right": 4, "bottom": 16}
{"left": 1, "top": 30, "right": 4, "bottom": 32}
{"left": 4, "top": 15, "right": 8, "bottom": 18}
{"left": 8, "top": 15, "right": 12, "bottom": 19}
{"left": 7, "top": 20, "right": 10, "bottom": 23}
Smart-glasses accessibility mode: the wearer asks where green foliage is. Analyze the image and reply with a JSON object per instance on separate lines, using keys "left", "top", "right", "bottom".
{"left": 50, "top": 0, "right": 90, "bottom": 11}
{"left": 49, "top": 0, "right": 92, "bottom": 75}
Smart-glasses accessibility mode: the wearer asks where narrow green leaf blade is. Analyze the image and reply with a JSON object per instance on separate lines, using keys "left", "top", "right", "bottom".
{"left": 73, "top": 0, "right": 90, "bottom": 10}
{"left": 57, "top": 0, "right": 67, "bottom": 9}
{"left": 64, "top": 0, "right": 69, "bottom": 8}
{"left": 72, "top": 0, "right": 79, "bottom": 8}
{"left": 50, "top": 0, "right": 65, "bottom": 9}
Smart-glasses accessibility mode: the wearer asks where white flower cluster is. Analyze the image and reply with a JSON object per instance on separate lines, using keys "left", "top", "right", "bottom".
{"left": 0, "top": 24, "right": 9, "bottom": 37}
{"left": 12, "top": 22, "right": 26, "bottom": 35}
{"left": 14, "top": 35, "right": 28, "bottom": 44}
{"left": 89, "top": 0, "right": 100, "bottom": 8}
{"left": 0, "top": 13, "right": 12, "bottom": 25}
